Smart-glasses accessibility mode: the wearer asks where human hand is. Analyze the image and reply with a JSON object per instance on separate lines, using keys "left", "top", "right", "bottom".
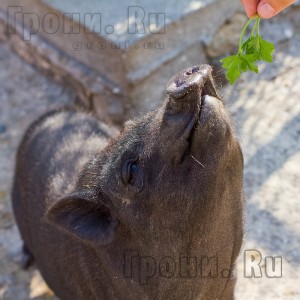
{"left": 240, "top": 0, "right": 296, "bottom": 19}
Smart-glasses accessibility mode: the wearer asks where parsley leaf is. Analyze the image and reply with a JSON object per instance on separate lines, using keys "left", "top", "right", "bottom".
{"left": 220, "top": 55, "right": 241, "bottom": 84}
{"left": 221, "top": 16, "right": 275, "bottom": 84}
{"left": 259, "top": 37, "right": 275, "bottom": 63}
{"left": 242, "top": 35, "right": 275, "bottom": 63}
{"left": 220, "top": 53, "right": 258, "bottom": 85}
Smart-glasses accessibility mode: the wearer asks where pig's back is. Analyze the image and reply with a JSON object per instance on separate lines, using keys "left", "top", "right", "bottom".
{"left": 12, "top": 108, "right": 118, "bottom": 299}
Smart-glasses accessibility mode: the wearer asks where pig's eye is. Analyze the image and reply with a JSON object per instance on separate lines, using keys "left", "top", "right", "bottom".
{"left": 122, "top": 159, "right": 143, "bottom": 191}
{"left": 128, "top": 162, "right": 138, "bottom": 185}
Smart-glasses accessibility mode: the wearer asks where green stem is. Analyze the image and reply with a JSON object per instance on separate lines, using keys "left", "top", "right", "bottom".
{"left": 251, "top": 18, "right": 259, "bottom": 35}
{"left": 239, "top": 18, "right": 254, "bottom": 50}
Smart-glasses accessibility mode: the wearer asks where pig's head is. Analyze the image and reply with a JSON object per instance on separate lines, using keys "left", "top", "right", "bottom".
{"left": 46, "top": 65, "right": 244, "bottom": 297}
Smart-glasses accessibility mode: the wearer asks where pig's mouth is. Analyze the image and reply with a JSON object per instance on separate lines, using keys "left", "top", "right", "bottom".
{"left": 182, "top": 95, "right": 205, "bottom": 151}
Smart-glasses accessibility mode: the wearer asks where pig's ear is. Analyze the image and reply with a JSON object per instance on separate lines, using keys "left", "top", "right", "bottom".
{"left": 45, "top": 190, "right": 118, "bottom": 245}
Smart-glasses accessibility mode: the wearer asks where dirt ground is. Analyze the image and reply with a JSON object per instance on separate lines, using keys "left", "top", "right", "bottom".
{"left": 0, "top": 9, "right": 300, "bottom": 300}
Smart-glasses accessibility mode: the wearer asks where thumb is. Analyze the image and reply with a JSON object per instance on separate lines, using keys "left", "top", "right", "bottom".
{"left": 258, "top": 0, "right": 296, "bottom": 19}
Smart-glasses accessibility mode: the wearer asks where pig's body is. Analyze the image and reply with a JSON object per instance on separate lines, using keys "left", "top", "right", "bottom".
{"left": 12, "top": 109, "right": 120, "bottom": 299}
{"left": 12, "top": 66, "right": 244, "bottom": 300}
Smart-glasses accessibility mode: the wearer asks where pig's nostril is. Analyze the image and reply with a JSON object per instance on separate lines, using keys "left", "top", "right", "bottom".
{"left": 185, "top": 66, "right": 200, "bottom": 76}
{"left": 192, "top": 66, "right": 200, "bottom": 74}
{"left": 175, "top": 79, "right": 185, "bottom": 88}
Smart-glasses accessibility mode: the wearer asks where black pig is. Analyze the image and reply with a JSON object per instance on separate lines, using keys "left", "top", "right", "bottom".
{"left": 12, "top": 65, "right": 244, "bottom": 300}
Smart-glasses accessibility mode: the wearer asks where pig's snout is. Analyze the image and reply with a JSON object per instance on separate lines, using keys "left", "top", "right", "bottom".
{"left": 166, "top": 65, "right": 212, "bottom": 100}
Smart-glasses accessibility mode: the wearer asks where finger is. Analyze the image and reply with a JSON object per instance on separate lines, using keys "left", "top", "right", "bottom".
{"left": 258, "top": 0, "right": 296, "bottom": 19}
{"left": 240, "top": 0, "right": 260, "bottom": 17}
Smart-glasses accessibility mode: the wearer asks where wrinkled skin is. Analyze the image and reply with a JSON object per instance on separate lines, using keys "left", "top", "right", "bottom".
{"left": 12, "top": 65, "right": 244, "bottom": 300}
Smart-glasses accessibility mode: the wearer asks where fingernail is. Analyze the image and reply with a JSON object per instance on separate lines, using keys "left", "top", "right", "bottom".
{"left": 258, "top": 2, "right": 276, "bottom": 18}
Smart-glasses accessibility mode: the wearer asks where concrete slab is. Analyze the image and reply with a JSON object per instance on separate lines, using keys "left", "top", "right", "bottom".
{"left": 43, "top": 0, "right": 216, "bottom": 44}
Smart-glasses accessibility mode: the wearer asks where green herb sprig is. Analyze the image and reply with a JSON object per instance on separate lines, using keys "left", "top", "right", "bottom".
{"left": 220, "top": 15, "right": 275, "bottom": 84}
